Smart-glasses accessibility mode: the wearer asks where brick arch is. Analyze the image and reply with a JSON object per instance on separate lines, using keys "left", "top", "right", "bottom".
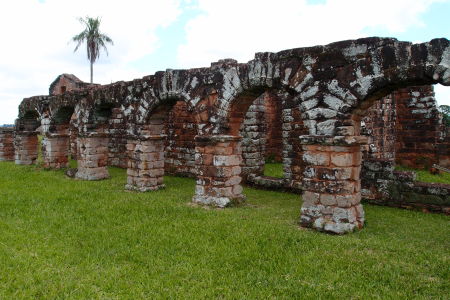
{"left": 295, "top": 38, "right": 450, "bottom": 234}
{"left": 13, "top": 36, "right": 450, "bottom": 234}
{"left": 39, "top": 105, "right": 76, "bottom": 169}
{"left": 224, "top": 88, "right": 267, "bottom": 136}
{"left": 17, "top": 110, "right": 41, "bottom": 132}
{"left": 48, "top": 106, "right": 74, "bottom": 132}
{"left": 126, "top": 96, "right": 201, "bottom": 192}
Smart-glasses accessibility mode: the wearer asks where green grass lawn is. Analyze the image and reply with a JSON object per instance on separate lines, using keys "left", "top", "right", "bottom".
{"left": 0, "top": 162, "right": 449, "bottom": 299}
{"left": 264, "top": 162, "right": 284, "bottom": 178}
{"left": 395, "top": 165, "right": 450, "bottom": 185}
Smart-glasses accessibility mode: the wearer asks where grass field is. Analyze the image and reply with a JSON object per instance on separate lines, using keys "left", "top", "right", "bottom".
{"left": 395, "top": 165, "right": 450, "bottom": 185}
{"left": 0, "top": 162, "right": 449, "bottom": 299}
{"left": 264, "top": 162, "right": 284, "bottom": 178}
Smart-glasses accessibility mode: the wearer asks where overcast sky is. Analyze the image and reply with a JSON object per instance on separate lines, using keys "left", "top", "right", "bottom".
{"left": 0, "top": 0, "right": 449, "bottom": 124}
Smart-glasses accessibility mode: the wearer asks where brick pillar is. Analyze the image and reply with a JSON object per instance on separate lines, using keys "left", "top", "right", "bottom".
{"left": 75, "top": 133, "right": 109, "bottom": 180}
{"left": 42, "top": 133, "right": 70, "bottom": 168}
{"left": 0, "top": 128, "right": 15, "bottom": 161}
{"left": 299, "top": 135, "right": 367, "bottom": 234}
{"left": 193, "top": 135, "right": 244, "bottom": 207}
{"left": 14, "top": 131, "right": 38, "bottom": 165}
{"left": 125, "top": 135, "right": 166, "bottom": 192}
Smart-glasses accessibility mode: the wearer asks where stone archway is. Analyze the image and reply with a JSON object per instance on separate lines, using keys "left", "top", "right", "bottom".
{"left": 42, "top": 106, "right": 74, "bottom": 169}
{"left": 126, "top": 97, "right": 200, "bottom": 192}
{"left": 295, "top": 38, "right": 450, "bottom": 234}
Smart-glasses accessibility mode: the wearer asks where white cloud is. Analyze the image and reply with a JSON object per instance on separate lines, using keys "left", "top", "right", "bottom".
{"left": 177, "top": 0, "right": 445, "bottom": 67}
{"left": 177, "top": 0, "right": 449, "bottom": 106}
{"left": 0, "top": 0, "right": 182, "bottom": 124}
{"left": 0, "top": 0, "right": 448, "bottom": 124}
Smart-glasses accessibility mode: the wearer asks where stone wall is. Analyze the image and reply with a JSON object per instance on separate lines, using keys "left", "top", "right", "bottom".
{"left": 0, "top": 128, "right": 15, "bottom": 161}
{"left": 14, "top": 132, "right": 38, "bottom": 165}
{"left": 69, "top": 118, "right": 78, "bottom": 160}
{"left": 108, "top": 107, "right": 128, "bottom": 168}
{"left": 362, "top": 160, "right": 450, "bottom": 214}
{"left": 164, "top": 101, "right": 197, "bottom": 177}
{"left": 361, "top": 94, "right": 396, "bottom": 161}
{"left": 394, "top": 86, "right": 443, "bottom": 169}
{"left": 264, "top": 93, "right": 283, "bottom": 162}
{"left": 361, "top": 85, "right": 446, "bottom": 167}
{"left": 240, "top": 93, "right": 266, "bottom": 177}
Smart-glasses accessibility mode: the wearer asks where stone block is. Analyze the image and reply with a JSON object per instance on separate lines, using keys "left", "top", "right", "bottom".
{"left": 213, "top": 155, "right": 241, "bottom": 167}
{"left": 320, "top": 194, "right": 337, "bottom": 206}
{"left": 302, "top": 191, "right": 320, "bottom": 206}
{"left": 331, "top": 153, "right": 354, "bottom": 167}
{"left": 336, "top": 194, "right": 354, "bottom": 208}
{"left": 303, "top": 151, "right": 330, "bottom": 166}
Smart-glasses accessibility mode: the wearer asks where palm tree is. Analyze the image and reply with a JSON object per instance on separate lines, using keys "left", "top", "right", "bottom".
{"left": 72, "top": 16, "right": 113, "bottom": 84}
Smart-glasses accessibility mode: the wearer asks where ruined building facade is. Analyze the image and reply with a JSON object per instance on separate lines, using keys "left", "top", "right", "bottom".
{"left": 1, "top": 37, "right": 450, "bottom": 234}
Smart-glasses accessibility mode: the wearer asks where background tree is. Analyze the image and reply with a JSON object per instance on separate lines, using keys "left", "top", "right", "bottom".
{"left": 72, "top": 16, "right": 113, "bottom": 84}
{"left": 439, "top": 105, "right": 450, "bottom": 126}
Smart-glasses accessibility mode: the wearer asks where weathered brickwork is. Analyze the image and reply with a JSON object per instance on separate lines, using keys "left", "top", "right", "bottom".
{"left": 69, "top": 119, "right": 78, "bottom": 159}
{"left": 361, "top": 160, "right": 450, "bottom": 215}
{"left": 394, "top": 86, "right": 443, "bottom": 169}
{"left": 10, "top": 37, "right": 450, "bottom": 234}
{"left": 126, "top": 135, "right": 166, "bottom": 192}
{"left": 240, "top": 93, "right": 266, "bottom": 177}
{"left": 264, "top": 93, "right": 283, "bottom": 162}
{"left": 14, "top": 132, "right": 39, "bottom": 165}
{"left": 362, "top": 94, "right": 396, "bottom": 161}
{"left": 193, "top": 135, "right": 244, "bottom": 207}
{"left": 360, "top": 85, "right": 450, "bottom": 214}
{"left": 49, "top": 74, "right": 96, "bottom": 96}
{"left": 164, "top": 101, "right": 197, "bottom": 177}
{"left": 286, "top": 105, "right": 308, "bottom": 190}
{"left": 108, "top": 107, "right": 128, "bottom": 168}
{"left": 42, "top": 133, "right": 70, "bottom": 168}
{"left": 76, "top": 134, "right": 109, "bottom": 180}
{"left": 239, "top": 91, "right": 285, "bottom": 179}
{"left": 0, "top": 128, "right": 15, "bottom": 161}
{"left": 299, "top": 136, "right": 366, "bottom": 233}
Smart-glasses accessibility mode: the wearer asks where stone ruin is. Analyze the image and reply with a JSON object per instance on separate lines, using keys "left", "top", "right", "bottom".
{"left": 1, "top": 37, "right": 449, "bottom": 234}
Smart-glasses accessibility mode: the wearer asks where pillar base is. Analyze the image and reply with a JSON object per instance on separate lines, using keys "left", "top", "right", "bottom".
{"left": 125, "top": 184, "right": 165, "bottom": 192}
{"left": 75, "top": 167, "right": 109, "bottom": 180}
{"left": 192, "top": 194, "right": 245, "bottom": 208}
{"left": 14, "top": 131, "right": 38, "bottom": 165}
{"left": 42, "top": 133, "right": 70, "bottom": 169}
{"left": 75, "top": 133, "right": 109, "bottom": 181}
{"left": 193, "top": 135, "right": 245, "bottom": 207}
{"left": 300, "top": 203, "right": 365, "bottom": 234}
{"left": 125, "top": 135, "right": 166, "bottom": 192}
{"left": 299, "top": 135, "right": 367, "bottom": 234}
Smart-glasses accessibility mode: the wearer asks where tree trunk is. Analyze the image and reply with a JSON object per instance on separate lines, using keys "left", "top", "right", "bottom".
{"left": 90, "top": 61, "right": 93, "bottom": 84}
